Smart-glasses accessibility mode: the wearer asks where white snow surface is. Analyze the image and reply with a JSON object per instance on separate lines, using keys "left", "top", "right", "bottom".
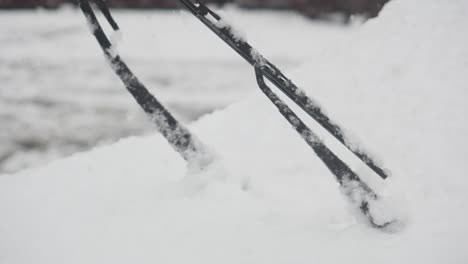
{"left": 2, "top": 0, "right": 468, "bottom": 263}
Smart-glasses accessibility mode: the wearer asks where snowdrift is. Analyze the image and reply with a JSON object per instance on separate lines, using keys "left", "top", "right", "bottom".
{"left": 1, "top": 0, "right": 468, "bottom": 263}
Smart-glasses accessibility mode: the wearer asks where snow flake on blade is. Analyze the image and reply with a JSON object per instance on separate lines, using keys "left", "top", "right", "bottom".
{"left": 84, "top": 13, "right": 98, "bottom": 33}
{"left": 210, "top": 15, "right": 247, "bottom": 42}
{"left": 107, "top": 29, "right": 122, "bottom": 58}
{"left": 251, "top": 48, "right": 267, "bottom": 67}
{"left": 339, "top": 175, "right": 402, "bottom": 231}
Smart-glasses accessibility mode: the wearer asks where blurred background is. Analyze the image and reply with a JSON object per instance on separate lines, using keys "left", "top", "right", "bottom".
{"left": 0, "top": 0, "right": 389, "bottom": 174}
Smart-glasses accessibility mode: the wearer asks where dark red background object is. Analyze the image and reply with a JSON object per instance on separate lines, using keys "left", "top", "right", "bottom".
{"left": 0, "top": 0, "right": 389, "bottom": 20}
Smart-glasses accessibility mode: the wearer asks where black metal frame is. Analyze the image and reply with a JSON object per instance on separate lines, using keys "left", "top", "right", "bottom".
{"left": 178, "top": 0, "right": 390, "bottom": 180}
{"left": 77, "top": 0, "right": 209, "bottom": 165}
{"left": 76, "top": 0, "right": 396, "bottom": 229}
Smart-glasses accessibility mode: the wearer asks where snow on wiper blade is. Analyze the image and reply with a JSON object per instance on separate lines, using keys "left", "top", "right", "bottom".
{"left": 179, "top": 0, "right": 391, "bottom": 180}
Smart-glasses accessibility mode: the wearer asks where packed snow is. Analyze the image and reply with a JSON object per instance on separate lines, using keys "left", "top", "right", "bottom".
{"left": 1, "top": 0, "right": 468, "bottom": 263}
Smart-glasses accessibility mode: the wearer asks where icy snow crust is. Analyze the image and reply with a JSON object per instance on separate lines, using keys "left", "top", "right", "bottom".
{"left": 2, "top": 0, "right": 468, "bottom": 263}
